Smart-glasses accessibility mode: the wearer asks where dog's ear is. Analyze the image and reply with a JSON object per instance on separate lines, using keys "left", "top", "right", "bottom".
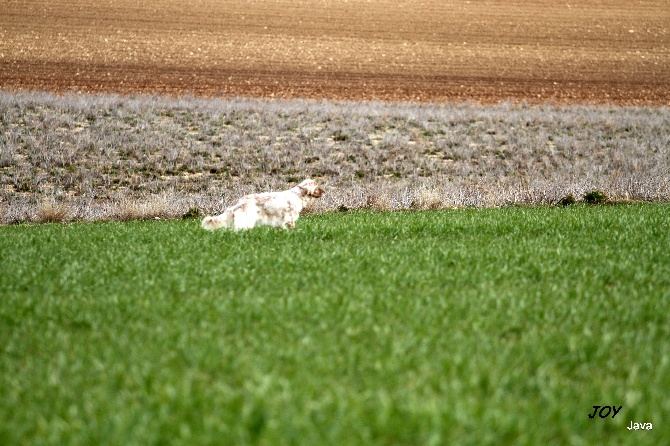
{"left": 297, "top": 179, "right": 313, "bottom": 191}
{"left": 311, "top": 187, "right": 324, "bottom": 198}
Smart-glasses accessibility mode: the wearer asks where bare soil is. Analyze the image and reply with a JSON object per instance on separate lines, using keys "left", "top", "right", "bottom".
{"left": 1, "top": 0, "right": 668, "bottom": 105}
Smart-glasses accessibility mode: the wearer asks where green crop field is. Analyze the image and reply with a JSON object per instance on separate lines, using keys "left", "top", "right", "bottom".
{"left": 1, "top": 204, "right": 669, "bottom": 445}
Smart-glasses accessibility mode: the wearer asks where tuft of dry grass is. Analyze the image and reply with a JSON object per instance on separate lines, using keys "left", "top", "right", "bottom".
{"left": 1, "top": 91, "right": 669, "bottom": 224}
{"left": 36, "top": 197, "right": 70, "bottom": 223}
{"left": 116, "top": 193, "right": 174, "bottom": 221}
{"left": 410, "top": 187, "right": 444, "bottom": 210}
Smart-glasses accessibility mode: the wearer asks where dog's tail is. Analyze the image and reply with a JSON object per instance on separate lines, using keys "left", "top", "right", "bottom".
{"left": 201, "top": 213, "right": 232, "bottom": 231}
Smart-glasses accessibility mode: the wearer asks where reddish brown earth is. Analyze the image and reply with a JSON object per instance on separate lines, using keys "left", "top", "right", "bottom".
{"left": 1, "top": 0, "right": 669, "bottom": 105}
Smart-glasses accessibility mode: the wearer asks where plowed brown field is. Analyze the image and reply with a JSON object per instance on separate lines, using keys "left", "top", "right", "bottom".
{"left": 1, "top": 0, "right": 669, "bottom": 104}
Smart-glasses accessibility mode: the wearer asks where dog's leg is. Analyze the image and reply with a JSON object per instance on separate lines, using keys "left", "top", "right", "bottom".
{"left": 232, "top": 210, "right": 249, "bottom": 231}
{"left": 232, "top": 205, "right": 259, "bottom": 231}
{"left": 280, "top": 211, "right": 296, "bottom": 229}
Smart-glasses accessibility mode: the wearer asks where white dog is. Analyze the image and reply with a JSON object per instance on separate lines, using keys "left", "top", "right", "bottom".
{"left": 202, "top": 179, "right": 324, "bottom": 231}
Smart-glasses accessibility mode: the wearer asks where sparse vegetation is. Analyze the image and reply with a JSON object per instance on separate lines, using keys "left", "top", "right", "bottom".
{"left": 35, "top": 197, "right": 70, "bottom": 223}
{"left": 1, "top": 91, "right": 669, "bottom": 224}
{"left": 557, "top": 194, "right": 577, "bottom": 206}
{"left": 584, "top": 189, "right": 608, "bottom": 205}
{"left": 181, "top": 206, "right": 203, "bottom": 220}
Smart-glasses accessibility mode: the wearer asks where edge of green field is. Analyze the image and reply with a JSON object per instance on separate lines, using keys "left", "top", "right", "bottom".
{"left": 1, "top": 204, "right": 668, "bottom": 445}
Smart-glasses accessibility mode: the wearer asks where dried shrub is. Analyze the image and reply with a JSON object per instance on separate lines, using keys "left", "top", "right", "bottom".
{"left": 0, "top": 144, "right": 15, "bottom": 168}
{"left": 116, "top": 199, "right": 145, "bottom": 222}
{"left": 364, "top": 191, "right": 393, "bottom": 212}
{"left": 557, "top": 194, "right": 576, "bottom": 206}
{"left": 116, "top": 195, "right": 171, "bottom": 221}
{"left": 36, "top": 198, "right": 70, "bottom": 223}
{"left": 583, "top": 190, "right": 608, "bottom": 205}
{"left": 181, "top": 206, "right": 203, "bottom": 219}
{"left": 410, "top": 188, "right": 444, "bottom": 210}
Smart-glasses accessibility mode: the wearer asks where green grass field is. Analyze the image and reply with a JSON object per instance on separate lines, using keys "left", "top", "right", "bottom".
{"left": 1, "top": 205, "right": 669, "bottom": 445}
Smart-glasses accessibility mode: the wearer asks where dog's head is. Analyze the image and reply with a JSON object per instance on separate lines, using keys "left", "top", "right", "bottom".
{"left": 296, "top": 178, "right": 324, "bottom": 198}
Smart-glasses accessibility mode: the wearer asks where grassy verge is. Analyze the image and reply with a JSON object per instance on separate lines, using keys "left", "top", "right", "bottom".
{"left": 1, "top": 205, "right": 669, "bottom": 445}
